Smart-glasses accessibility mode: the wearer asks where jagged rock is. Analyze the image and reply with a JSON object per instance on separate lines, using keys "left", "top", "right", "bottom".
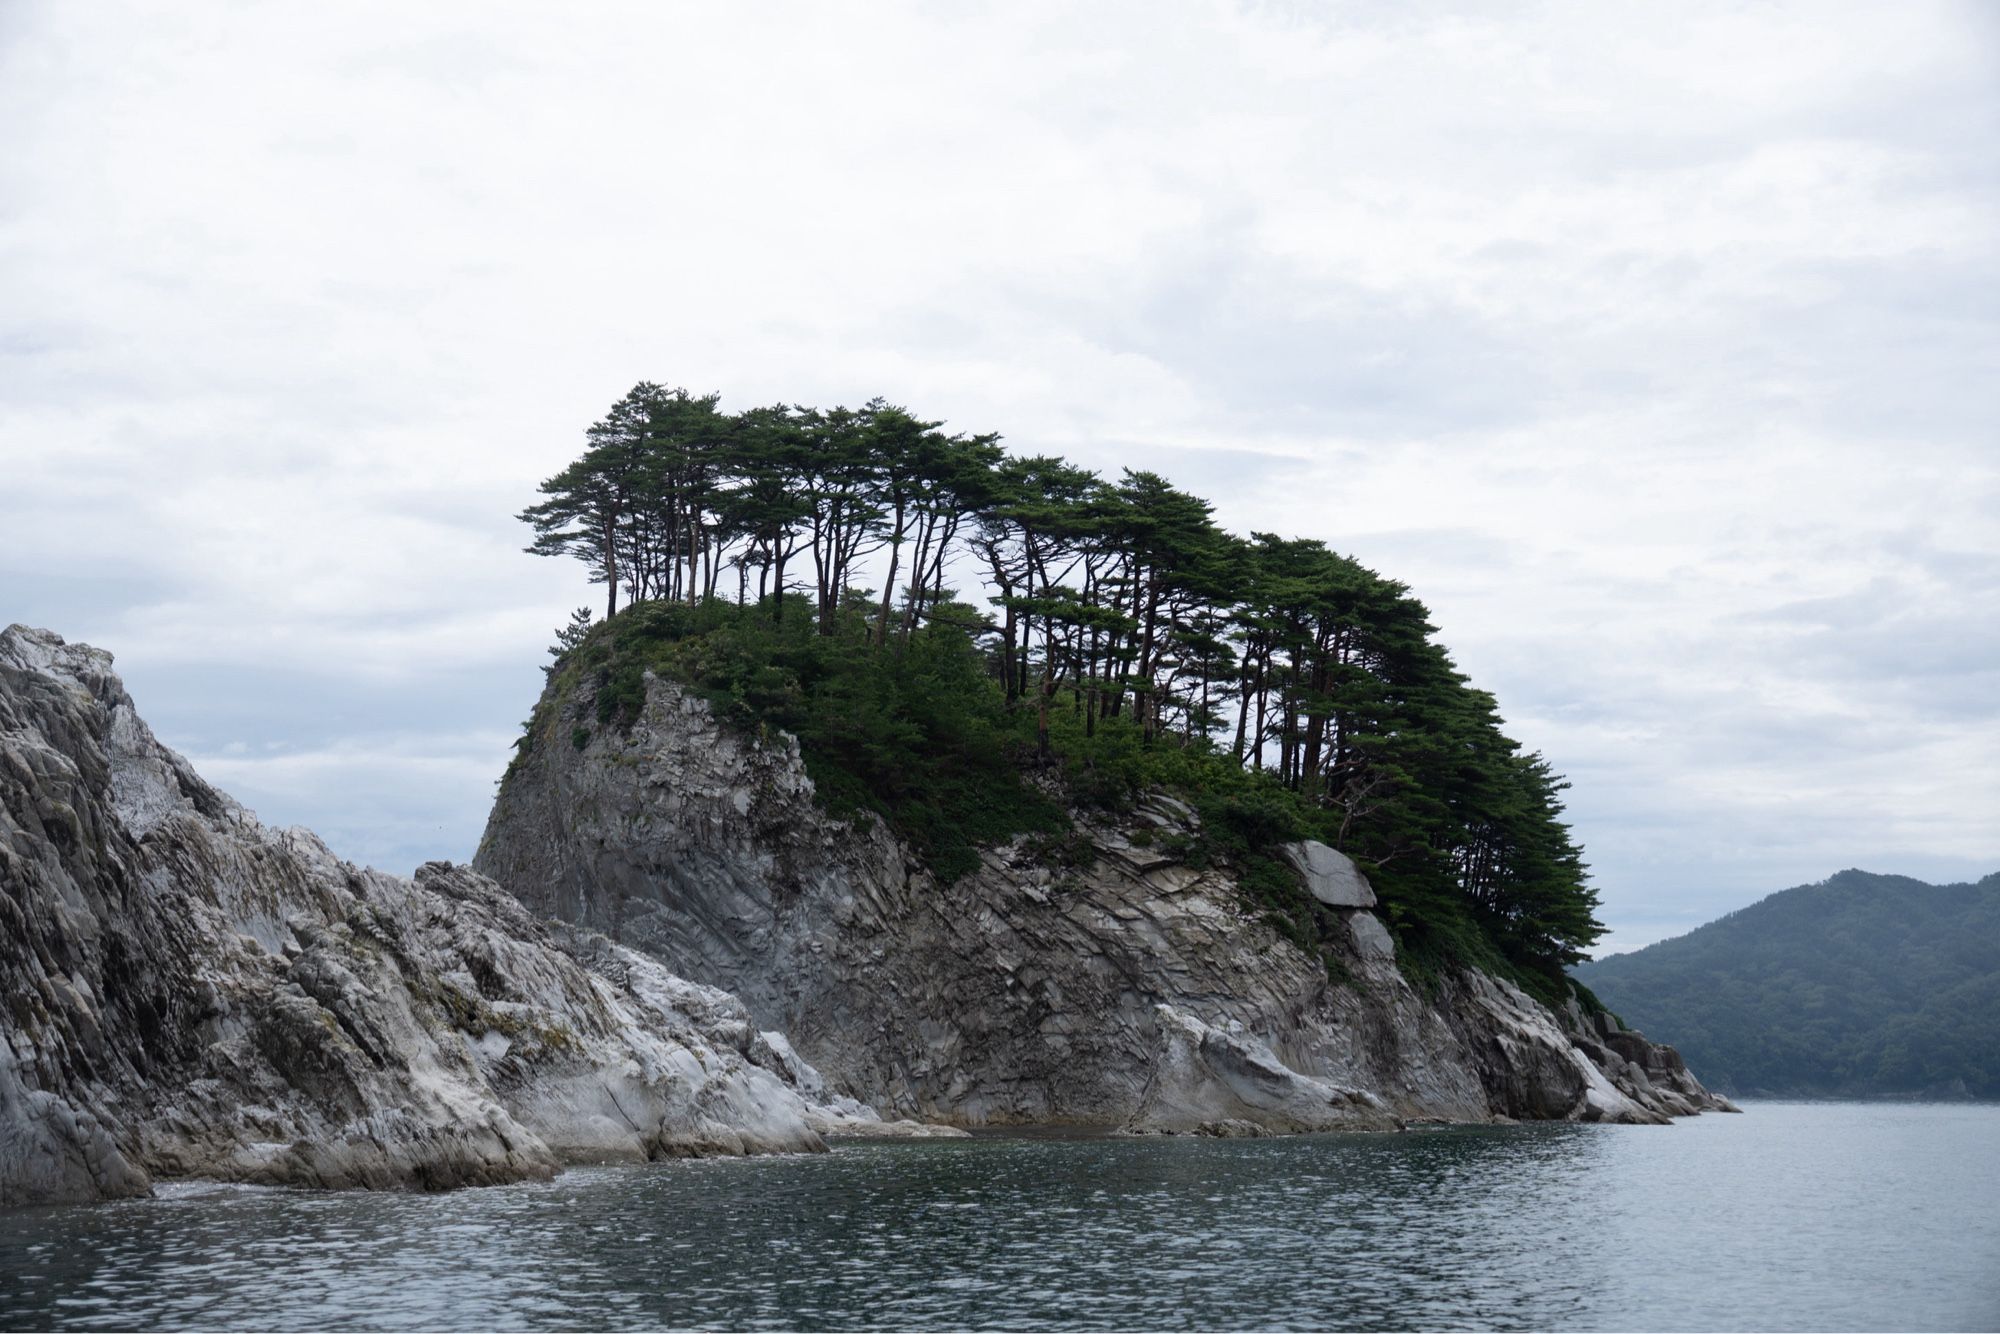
{"left": 1580, "top": 1004, "right": 1739, "bottom": 1114}
{"left": 755, "top": 1030, "right": 967, "bottom": 1138}
{"left": 477, "top": 669, "right": 1736, "bottom": 1134}
{"left": 1445, "top": 970, "right": 1666, "bottom": 1123}
{"left": 0, "top": 626, "right": 878, "bottom": 1208}
{"left": 1278, "top": 840, "right": 1378, "bottom": 907}
{"left": 1130, "top": 1004, "right": 1400, "bottom": 1132}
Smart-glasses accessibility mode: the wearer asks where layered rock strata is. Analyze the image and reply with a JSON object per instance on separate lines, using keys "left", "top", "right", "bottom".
{"left": 478, "top": 669, "right": 1736, "bottom": 1135}
{"left": 0, "top": 626, "right": 919, "bottom": 1209}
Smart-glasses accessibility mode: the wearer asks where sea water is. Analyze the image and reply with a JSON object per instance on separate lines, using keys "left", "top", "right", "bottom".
{"left": 2, "top": 1102, "right": 1995, "bottom": 1331}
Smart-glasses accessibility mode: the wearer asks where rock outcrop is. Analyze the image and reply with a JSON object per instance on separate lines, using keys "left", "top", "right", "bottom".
{"left": 0, "top": 626, "right": 921, "bottom": 1210}
{"left": 477, "top": 669, "right": 1736, "bottom": 1135}
{"left": 1279, "top": 839, "right": 1378, "bottom": 907}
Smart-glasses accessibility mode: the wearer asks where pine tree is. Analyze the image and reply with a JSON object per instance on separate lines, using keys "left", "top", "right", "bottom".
{"left": 545, "top": 606, "right": 595, "bottom": 674}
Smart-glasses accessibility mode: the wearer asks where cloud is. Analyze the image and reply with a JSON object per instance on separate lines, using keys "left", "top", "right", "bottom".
{"left": 2, "top": 0, "right": 1995, "bottom": 949}
{"left": 186, "top": 730, "right": 521, "bottom": 877}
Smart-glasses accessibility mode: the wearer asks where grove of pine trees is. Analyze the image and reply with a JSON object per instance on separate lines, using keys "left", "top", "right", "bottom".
{"left": 520, "top": 382, "right": 1605, "bottom": 988}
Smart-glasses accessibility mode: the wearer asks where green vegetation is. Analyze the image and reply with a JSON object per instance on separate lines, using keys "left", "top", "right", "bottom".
{"left": 1573, "top": 870, "right": 2000, "bottom": 1097}
{"left": 518, "top": 382, "right": 1611, "bottom": 996}
{"left": 545, "top": 596, "right": 1065, "bottom": 882}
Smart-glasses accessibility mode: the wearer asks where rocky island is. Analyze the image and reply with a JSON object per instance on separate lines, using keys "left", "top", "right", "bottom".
{"left": 2, "top": 388, "right": 1740, "bottom": 1211}
{"left": 1, "top": 615, "right": 1725, "bottom": 1209}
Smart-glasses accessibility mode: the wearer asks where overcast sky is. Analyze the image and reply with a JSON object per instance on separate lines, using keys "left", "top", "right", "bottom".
{"left": 3, "top": 1, "right": 1995, "bottom": 954}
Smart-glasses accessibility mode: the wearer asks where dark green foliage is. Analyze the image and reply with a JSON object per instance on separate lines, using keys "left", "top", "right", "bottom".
{"left": 1021, "top": 827, "right": 1098, "bottom": 872}
{"left": 1573, "top": 870, "right": 2000, "bottom": 1097}
{"left": 541, "top": 607, "right": 598, "bottom": 682}
{"left": 1192, "top": 778, "right": 1322, "bottom": 959}
{"left": 543, "top": 598, "right": 1064, "bottom": 882}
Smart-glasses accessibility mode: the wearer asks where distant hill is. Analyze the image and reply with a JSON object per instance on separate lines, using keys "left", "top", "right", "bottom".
{"left": 1573, "top": 869, "right": 2000, "bottom": 1099}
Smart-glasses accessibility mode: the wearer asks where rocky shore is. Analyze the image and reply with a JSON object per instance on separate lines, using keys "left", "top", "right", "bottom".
{"left": 0, "top": 626, "right": 935, "bottom": 1209}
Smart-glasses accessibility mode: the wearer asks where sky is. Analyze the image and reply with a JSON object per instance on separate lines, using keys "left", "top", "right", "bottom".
{"left": 2, "top": 1, "right": 1995, "bottom": 955}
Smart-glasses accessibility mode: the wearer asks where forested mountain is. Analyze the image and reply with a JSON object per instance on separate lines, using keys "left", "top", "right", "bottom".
{"left": 1573, "top": 870, "right": 2000, "bottom": 1098}
{"left": 516, "top": 382, "right": 1607, "bottom": 1002}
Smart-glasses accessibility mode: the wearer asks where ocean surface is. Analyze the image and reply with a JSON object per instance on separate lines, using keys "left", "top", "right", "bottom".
{"left": 2, "top": 1101, "right": 1995, "bottom": 1331}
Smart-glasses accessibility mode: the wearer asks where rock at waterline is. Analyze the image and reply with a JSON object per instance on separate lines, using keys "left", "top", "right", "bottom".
{"left": 0, "top": 624, "right": 945, "bottom": 1208}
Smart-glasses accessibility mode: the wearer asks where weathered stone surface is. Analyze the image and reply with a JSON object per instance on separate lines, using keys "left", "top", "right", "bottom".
{"left": 1278, "top": 841, "right": 1378, "bottom": 908}
{"left": 0, "top": 626, "right": 901, "bottom": 1208}
{"left": 1127, "top": 1004, "right": 1400, "bottom": 1133}
{"left": 477, "top": 669, "right": 1736, "bottom": 1135}
{"left": 1348, "top": 910, "right": 1397, "bottom": 960}
{"left": 1579, "top": 1005, "right": 1740, "bottom": 1115}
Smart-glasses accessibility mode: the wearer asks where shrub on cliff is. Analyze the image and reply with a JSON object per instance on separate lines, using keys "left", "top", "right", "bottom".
{"left": 541, "top": 595, "right": 1064, "bottom": 883}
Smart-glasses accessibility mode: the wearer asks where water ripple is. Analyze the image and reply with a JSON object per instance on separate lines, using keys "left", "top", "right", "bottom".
{"left": 2, "top": 1105, "right": 1997, "bottom": 1331}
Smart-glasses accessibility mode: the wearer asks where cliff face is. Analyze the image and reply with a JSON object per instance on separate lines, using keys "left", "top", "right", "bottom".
{"left": 477, "top": 668, "right": 1734, "bottom": 1135}
{"left": 0, "top": 627, "right": 883, "bottom": 1210}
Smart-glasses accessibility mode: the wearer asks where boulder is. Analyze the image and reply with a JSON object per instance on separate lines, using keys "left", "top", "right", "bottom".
{"left": 1349, "top": 910, "right": 1396, "bottom": 960}
{"left": 1278, "top": 840, "right": 1378, "bottom": 907}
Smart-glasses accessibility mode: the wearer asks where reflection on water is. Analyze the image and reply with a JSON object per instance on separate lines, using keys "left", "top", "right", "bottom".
{"left": 2, "top": 1103, "right": 1996, "bottom": 1331}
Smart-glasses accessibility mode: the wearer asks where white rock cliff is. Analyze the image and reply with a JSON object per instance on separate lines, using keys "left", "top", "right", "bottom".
{"left": 0, "top": 626, "right": 915, "bottom": 1209}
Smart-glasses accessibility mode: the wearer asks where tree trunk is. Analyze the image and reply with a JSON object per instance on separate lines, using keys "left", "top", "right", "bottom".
{"left": 601, "top": 511, "right": 619, "bottom": 619}
{"left": 875, "top": 508, "right": 905, "bottom": 648}
{"left": 1001, "top": 604, "right": 1018, "bottom": 701}
{"left": 773, "top": 543, "right": 789, "bottom": 623}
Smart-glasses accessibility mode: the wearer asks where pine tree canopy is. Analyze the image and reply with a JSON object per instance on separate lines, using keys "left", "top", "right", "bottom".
{"left": 521, "top": 383, "right": 1608, "bottom": 999}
